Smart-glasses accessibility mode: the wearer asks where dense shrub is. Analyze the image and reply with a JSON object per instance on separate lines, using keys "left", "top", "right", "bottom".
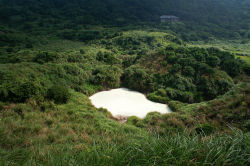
{"left": 171, "top": 37, "right": 183, "bottom": 45}
{"left": 0, "top": 81, "right": 41, "bottom": 103}
{"left": 91, "top": 65, "right": 122, "bottom": 88}
{"left": 148, "top": 88, "right": 195, "bottom": 103}
{"left": 122, "top": 55, "right": 137, "bottom": 68}
{"left": 242, "top": 64, "right": 250, "bottom": 76}
{"left": 221, "top": 59, "right": 242, "bottom": 77}
{"left": 120, "top": 46, "right": 239, "bottom": 103}
{"left": 166, "top": 75, "right": 195, "bottom": 92}
{"left": 122, "top": 65, "right": 153, "bottom": 92}
{"left": 47, "top": 85, "right": 70, "bottom": 104}
{"left": 165, "top": 88, "right": 194, "bottom": 103}
{"left": 147, "top": 89, "right": 169, "bottom": 103}
{"left": 206, "top": 56, "right": 221, "bottom": 67}
{"left": 96, "top": 51, "right": 121, "bottom": 65}
{"left": 198, "top": 72, "right": 234, "bottom": 100}
{"left": 33, "top": 52, "right": 58, "bottom": 64}
{"left": 165, "top": 52, "right": 177, "bottom": 63}
{"left": 170, "top": 64, "right": 181, "bottom": 73}
{"left": 183, "top": 66, "right": 195, "bottom": 77}
{"left": 127, "top": 116, "right": 144, "bottom": 127}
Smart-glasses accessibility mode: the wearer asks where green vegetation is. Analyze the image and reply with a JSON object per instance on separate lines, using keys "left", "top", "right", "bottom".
{"left": 0, "top": 91, "right": 249, "bottom": 165}
{"left": 0, "top": 0, "right": 249, "bottom": 41}
{"left": 123, "top": 46, "right": 238, "bottom": 103}
{"left": 238, "top": 55, "right": 250, "bottom": 64}
{"left": 47, "top": 85, "right": 71, "bottom": 104}
{"left": 0, "top": 0, "right": 250, "bottom": 165}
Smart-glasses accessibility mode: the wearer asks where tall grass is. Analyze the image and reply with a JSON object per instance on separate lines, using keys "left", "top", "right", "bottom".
{"left": 1, "top": 129, "right": 248, "bottom": 166}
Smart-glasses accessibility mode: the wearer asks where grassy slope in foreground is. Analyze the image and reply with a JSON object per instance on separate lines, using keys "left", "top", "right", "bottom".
{"left": 0, "top": 90, "right": 249, "bottom": 165}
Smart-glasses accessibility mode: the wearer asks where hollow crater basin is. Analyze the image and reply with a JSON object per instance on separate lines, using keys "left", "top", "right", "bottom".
{"left": 89, "top": 88, "right": 171, "bottom": 119}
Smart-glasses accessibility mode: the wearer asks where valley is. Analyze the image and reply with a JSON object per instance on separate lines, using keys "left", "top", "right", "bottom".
{"left": 0, "top": 0, "right": 249, "bottom": 165}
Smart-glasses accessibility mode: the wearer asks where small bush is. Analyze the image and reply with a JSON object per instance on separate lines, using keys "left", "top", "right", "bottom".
{"left": 168, "top": 101, "right": 184, "bottom": 112}
{"left": 144, "top": 112, "right": 162, "bottom": 126}
{"left": 165, "top": 88, "right": 194, "bottom": 103}
{"left": 47, "top": 85, "right": 71, "bottom": 104}
{"left": 33, "top": 52, "right": 58, "bottom": 64}
{"left": 96, "top": 51, "right": 121, "bottom": 65}
{"left": 147, "top": 90, "right": 169, "bottom": 103}
{"left": 127, "top": 116, "right": 144, "bottom": 127}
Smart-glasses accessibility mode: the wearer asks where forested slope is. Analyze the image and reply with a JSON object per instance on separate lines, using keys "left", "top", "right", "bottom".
{"left": 0, "top": 0, "right": 249, "bottom": 39}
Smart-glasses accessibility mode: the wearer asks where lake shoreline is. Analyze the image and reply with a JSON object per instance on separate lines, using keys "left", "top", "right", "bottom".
{"left": 89, "top": 88, "right": 171, "bottom": 119}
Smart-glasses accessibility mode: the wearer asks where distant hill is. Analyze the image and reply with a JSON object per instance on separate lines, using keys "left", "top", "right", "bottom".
{"left": 0, "top": 0, "right": 249, "bottom": 39}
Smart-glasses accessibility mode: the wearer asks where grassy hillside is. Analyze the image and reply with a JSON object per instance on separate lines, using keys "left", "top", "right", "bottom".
{"left": 1, "top": 91, "right": 249, "bottom": 165}
{"left": 0, "top": 28, "right": 249, "bottom": 165}
{"left": 0, "top": 0, "right": 250, "bottom": 165}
